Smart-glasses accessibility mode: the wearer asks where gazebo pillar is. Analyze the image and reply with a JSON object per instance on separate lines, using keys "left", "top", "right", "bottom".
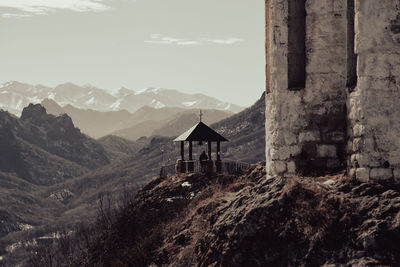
{"left": 208, "top": 141, "right": 212, "bottom": 159}
{"left": 189, "top": 141, "right": 193, "bottom": 160}
{"left": 180, "top": 141, "right": 185, "bottom": 160}
{"left": 217, "top": 141, "right": 221, "bottom": 161}
{"left": 207, "top": 141, "right": 213, "bottom": 174}
{"left": 179, "top": 141, "right": 186, "bottom": 173}
{"left": 188, "top": 141, "right": 194, "bottom": 172}
{"left": 216, "top": 141, "right": 222, "bottom": 173}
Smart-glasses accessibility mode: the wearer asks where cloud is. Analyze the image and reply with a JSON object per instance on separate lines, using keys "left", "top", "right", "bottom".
{"left": 0, "top": 0, "right": 111, "bottom": 17}
{"left": 208, "top": 38, "right": 243, "bottom": 45}
{"left": 145, "top": 35, "right": 194, "bottom": 45}
{"left": 144, "top": 34, "right": 243, "bottom": 46}
{"left": 2, "top": 13, "right": 32, "bottom": 18}
{"left": 177, "top": 41, "right": 200, "bottom": 46}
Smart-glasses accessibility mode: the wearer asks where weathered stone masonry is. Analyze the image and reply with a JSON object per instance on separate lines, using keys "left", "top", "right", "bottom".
{"left": 265, "top": 0, "right": 400, "bottom": 182}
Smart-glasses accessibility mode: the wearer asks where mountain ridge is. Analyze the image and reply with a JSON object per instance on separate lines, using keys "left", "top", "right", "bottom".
{"left": 0, "top": 104, "right": 110, "bottom": 185}
{"left": 41, "top": 98, "right": 233, "bottom": 139}
{"left": 0, "top": 81, "right": 243, "bottom": 115}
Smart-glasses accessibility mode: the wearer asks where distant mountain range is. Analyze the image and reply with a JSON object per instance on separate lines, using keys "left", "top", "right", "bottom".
{"left": 42, "top": 98, "right": 233, "bottom": 139}
{"left": 0, "top": 81, "right": 243, "bottom": 115}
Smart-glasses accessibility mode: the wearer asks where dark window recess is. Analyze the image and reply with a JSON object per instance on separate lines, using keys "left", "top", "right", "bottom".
{"left": 346, "top": 0, "right": 357, "bottom": 90}
{"left": 288, "top": 0, "right": 306, "bottom": 89}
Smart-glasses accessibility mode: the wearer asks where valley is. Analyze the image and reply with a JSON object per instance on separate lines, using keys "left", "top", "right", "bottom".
{"left": 0, "top": 89, "right": 265, "bottom": 265}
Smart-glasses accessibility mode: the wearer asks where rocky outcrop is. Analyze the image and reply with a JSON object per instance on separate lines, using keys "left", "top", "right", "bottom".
{"left": 35, "top": 163, "right": 400, "bottom": 266}
{"left": 19, "top": 104, "right": 109, "bottom": 169}
{"left": 0, "top": 104, "right": 111, "bottom": 185}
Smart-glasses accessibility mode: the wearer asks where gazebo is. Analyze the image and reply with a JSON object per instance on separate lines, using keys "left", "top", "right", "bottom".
{"left": 174, "top": 121, "right": 228, "bottom": 173}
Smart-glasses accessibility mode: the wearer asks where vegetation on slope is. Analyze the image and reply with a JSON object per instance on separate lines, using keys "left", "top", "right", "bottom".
{"left": 29, "top": 164, "right": 400, "bottom": 266}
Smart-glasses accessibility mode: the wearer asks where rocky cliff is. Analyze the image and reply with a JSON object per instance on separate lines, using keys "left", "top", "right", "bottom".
{"left": 0, "top": 104, "right": 110, "bottom": 185}
{"left": 19, "top": 104, "right": 109, "bottom": 169}
{"left": 29, "top": 163, "right": 400, "bottom": 266}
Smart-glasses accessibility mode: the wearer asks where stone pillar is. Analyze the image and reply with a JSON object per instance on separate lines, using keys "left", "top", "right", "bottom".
{"left": 266, "top": 0, "right": 348, "bottom": 178}
{"left": 348, "top": 0, "right": 400, "bottom": 182}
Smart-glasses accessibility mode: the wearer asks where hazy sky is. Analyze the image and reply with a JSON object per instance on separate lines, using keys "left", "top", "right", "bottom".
{"left": 0, "top": 0, "right": 265, "bottom": 106}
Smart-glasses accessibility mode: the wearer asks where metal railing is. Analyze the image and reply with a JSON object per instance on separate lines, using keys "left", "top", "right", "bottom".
{"left": 160, "top": 160, "right": 250, "bottom": 177}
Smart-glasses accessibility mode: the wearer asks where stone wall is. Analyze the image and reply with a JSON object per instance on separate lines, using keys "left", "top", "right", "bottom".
{"left": 266, "top": 0, "right": 349, "bottom": 177}
{"left": 266, "top": 0, "right": 400, "bottom": 182}
{"left": 348, "top": 0, "right": 400, "bottom": 182}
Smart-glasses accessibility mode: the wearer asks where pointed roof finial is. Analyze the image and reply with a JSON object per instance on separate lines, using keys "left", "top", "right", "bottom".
{"left": 199, "top": 109, "right": 203, "bottom": 122}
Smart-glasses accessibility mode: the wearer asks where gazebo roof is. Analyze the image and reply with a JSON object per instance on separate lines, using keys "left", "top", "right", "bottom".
{"left": 174, "top": 121, "right": 228, "bottom": 142}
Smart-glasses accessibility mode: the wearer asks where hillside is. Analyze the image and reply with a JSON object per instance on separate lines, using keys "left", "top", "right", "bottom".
{"left": 111, "top": 120, "right": 162, "bottom": 141}
{"left": 211, "top": 92, "right": 265, "bottom": 163}
{"left": 0, "top": 109, "right": 89, "bottom": 185}
{"left": 13, "top": 104, "right": 109, "bottom": 170}
{"left": 152, "top": 109, "right": 234, "bottom": 138}
{"left": 115, "top": 109, "right": 233, "bottom": 141}
{"left": 0, "top": 172, "right": 62, "bottom": 239}
{"left": 97, "top": 135, "right": 144, "bottom": 162}
{"left": 0, "top": 104, "right": 116, "bottom": 261}
{"left": 28, "top": 163, "right": 400, "bottom": 266}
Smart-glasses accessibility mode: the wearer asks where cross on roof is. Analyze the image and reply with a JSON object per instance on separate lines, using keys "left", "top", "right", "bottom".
{"left": 199, "top": 110, "right": 203, "bottom": 122}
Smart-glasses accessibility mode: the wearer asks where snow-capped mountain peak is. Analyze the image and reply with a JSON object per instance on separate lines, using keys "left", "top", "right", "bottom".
{"left": 135, "top": 87, "right": 162, "bottom": 95}
{"left": 0, "top": 81, "right": 244, "bottom": 115}
{"left": 114, "top": 87, "right": 135, "bottom": 98}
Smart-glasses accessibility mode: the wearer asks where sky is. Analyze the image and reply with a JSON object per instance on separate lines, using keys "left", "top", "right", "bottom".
{"left": 0, "top": 0, "right": 265, "bottom": 107}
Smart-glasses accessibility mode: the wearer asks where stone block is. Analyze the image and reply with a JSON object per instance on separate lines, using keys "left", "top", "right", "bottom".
{"left": 351, "top": 153, "right": 379, "bottom": 168}
{"left": 352, "top": 138, "right": 362, "bottom": 152}
{"left": 317, "top": 145, "right": 337, "bottom": 158}
{"left": 299, "top": 131, "right": 320, "bottom": 143}
{"left": 269, "top": 161, "right": 287, "bottom": 176}
{"left": 284, "top": 132, "right": 298, "bottom": 146}
{"left": 370, "top": 168, "right": 393, "bottom": 180}
{"left": 287, "top": 161, "right": 297, "bottom": 174}
{"left": 388, "top": 151, "right": 400, "bottom": 166}
{"left": 394, "top": 169, "right": 400, "bottom": 182}
{"left": 356, "top": 168, "right": 370, "bottom": 183}
{"left": 346, "top": 141, "right": 353, "bottom": 155}
{"left": 350, "top": 154, "right": 358, "bottom": 168}
{"left": 273, "top": 145, "right": 301, "bottom": 161}
{"left": 353, "top": 124, "right": 366, "bottom": 137}
{"left": 348, "top": 168, "right": 356, "bottom": 179}
{"left": 363, "top": 138, "right": 376, "bottom": 152}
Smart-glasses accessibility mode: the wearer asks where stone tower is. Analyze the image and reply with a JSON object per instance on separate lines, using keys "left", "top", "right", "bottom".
{"left": 265, "top": 0, "right": 400, "bottom": 182}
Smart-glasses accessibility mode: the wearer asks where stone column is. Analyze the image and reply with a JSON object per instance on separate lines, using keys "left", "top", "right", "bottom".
{"left": 348, "top": 0, "right": 400, "bottom": 182}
